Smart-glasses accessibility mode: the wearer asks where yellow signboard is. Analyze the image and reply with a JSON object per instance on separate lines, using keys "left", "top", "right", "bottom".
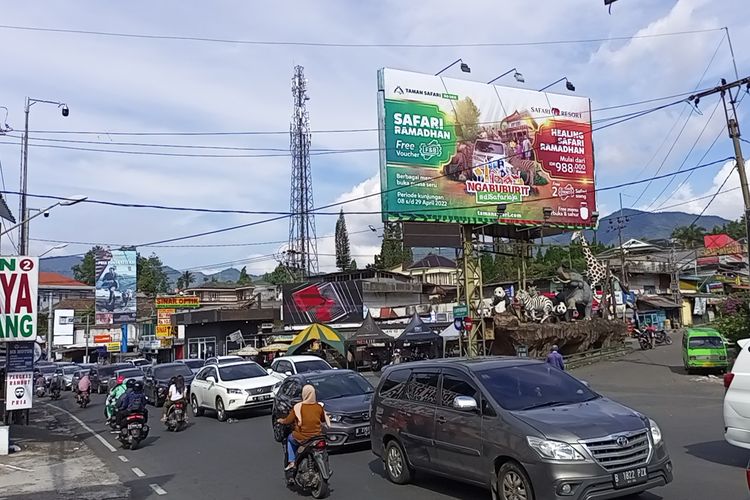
{"left": 160, "top": 338, "right": 173, "bottom": 349}
{"left": 156, "top": 324, "right": 173, "bottom": 338}
{"left": 155, "top": 296, "right": 200, "bottom": 309}
{"left": 106, "top": 342, "right": 121, "bottom": 352}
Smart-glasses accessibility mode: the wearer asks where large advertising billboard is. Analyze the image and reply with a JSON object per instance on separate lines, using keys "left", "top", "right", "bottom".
{"left": 0, "top": 256, "right": 38, "bottom": 342}
{"left": 378, "top": 68, "right": 596, "bottom": 228}
{"left": 95, "top": 249, "right": 137, "bottom": 325}
{"left": 282, "top": 281, "right": 364, "bottom": 325}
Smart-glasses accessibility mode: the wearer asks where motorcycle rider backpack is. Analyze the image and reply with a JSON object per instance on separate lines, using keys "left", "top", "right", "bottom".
{"left": 126, "top": 392, "right": 146, "bottom": 412}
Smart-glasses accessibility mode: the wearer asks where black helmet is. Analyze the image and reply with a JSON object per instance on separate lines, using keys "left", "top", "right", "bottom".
{"left": 133, "top": 381, "right": 144, "bottom": 392}
{"left": 125, "top": 379, "right": 136, "bottom": 389}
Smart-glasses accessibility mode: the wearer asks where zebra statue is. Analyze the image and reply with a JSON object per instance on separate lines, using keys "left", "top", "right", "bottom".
{"left": 516, "top": 289, "right": 554, "bottom": 323}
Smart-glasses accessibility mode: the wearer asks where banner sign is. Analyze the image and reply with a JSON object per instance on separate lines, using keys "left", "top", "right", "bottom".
{"left": 282, "top": 280, "right": 364, "bottom": 325}
{"left": 377, "top": 68, "right": 596, "bottom": 227}
{"left": 6, "top": 341, "right": 34, "bottom": 373}
{"left": 106, "top": 342, "right": 121, "bottom": 352}
{"left": 95, "top": 249, "right": 137, "bottom": 325}
{"left": 0, "top": 256, "right": 38, "bottom": 341}
{"left": 6, "top": 372, "right": 33, "bottom": 410}
{"left": 155, "top": 324, "right": 173, "bottom": 338}
{"left": 93, "top": 334, "right": 112, "bottom": 344}
{"left": 155, "top": 296, "right": 200, "bottom": 309}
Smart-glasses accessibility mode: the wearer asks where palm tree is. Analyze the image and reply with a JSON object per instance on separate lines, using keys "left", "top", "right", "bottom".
{"left": 671, "top": 225, "right": 706, "bottom": 248}
{"left": 176, "top": 270, "right": 195, "bottom": 291}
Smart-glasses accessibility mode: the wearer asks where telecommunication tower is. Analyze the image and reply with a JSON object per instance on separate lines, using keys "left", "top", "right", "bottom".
{"left": 286, "top": 65, "right": 319, "bottom": 277}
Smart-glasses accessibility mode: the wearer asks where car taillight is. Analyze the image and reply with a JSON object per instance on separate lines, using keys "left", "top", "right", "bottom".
{"left": 725, "top": 372, "right": 735, "bottom": 390}
{"left": 314, "top": 440, "right": 327, "bottom": 449}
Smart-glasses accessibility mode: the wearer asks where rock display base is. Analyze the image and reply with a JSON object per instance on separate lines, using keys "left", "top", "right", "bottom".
{"left": 490, "top": 315, "right": 627, "bottom": 357}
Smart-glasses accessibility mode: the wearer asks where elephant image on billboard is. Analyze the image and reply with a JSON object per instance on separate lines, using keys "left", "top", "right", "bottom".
{"left": 95, "top": 249, "right": 137, "bottom": 325}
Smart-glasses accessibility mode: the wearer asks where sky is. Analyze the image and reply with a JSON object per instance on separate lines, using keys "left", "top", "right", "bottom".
{"left": 0, "top": 0, "right": 748, "bottom": 274}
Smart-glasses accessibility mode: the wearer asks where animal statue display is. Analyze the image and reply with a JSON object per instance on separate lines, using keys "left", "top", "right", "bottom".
{"left": 492, "top": 286, "right": 512, "bottom": 315}
{"left": 555, "top": 267, "right": 593, "bottom": 320}
{"left": 571, "top": 230, "right": 613, "bottom": 288}
{"left": 516, "top": 289, "right": 554, "bottom": 323}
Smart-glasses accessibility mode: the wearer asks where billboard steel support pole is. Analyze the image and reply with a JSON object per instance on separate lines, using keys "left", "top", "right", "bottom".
{"left": 456, "top": 225, "right": 485, "bottom": 358}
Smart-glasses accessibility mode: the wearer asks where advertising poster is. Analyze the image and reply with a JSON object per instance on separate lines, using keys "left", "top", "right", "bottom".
{"left": 53, "top": 309, "right": 75, "bottom": 346}
{"left": 282, "top": 281, "right": 364, "bottom": 325}
{"left": 377, "top": 68, "right": 596, "bottom": 227}
{"left": 95, "top": 249, "right": 137, "bottom": 325}
{"left": 0, "top": 256, "right": 38, "bottom": 341}
{"left": 5, "top": 372, "right": 33, "bottom": 410}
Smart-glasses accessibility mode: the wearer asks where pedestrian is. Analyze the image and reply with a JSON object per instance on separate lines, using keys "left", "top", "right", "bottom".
{"left": 546, "top": 345, "right": 565, "bottom": 371}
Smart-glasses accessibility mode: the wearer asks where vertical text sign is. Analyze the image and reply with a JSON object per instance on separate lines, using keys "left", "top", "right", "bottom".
{"left": 0, "top": 256, "right": 38, "bottom": 341}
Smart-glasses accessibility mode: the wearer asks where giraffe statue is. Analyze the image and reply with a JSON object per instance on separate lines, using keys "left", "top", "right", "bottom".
{"left": 570, "top": 231, "right": 608, "bottom": 287}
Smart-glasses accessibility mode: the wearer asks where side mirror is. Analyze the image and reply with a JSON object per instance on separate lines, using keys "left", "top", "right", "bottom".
{"left": 452, "top": 396, "right": 478, "bottom": 412}
{"left": 206, "top": 376, "right": 216, "bottom": 383}
{"left": 284, "top": 371, "right": 293, "bottom": 376}
{"left": 578, "top": 379, "right": 590, "bottom": 388}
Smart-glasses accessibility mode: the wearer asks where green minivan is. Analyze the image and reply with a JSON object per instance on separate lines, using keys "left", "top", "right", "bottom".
{"left": 682, "top": 327, "right": 729, "bottom": 373}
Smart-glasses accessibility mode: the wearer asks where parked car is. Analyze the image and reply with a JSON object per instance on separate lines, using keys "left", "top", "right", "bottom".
{"left": 682, "top": 327, "right": 729, "bottom": 373}
{"left": 724, "top": 338, "right": 750, "bottom": 449}
{"left": 190, "top": 361, "right": 279, "bottom": 422}
{"left": 272, "top": 369, "right": 374, "bottom": 447}
{"left": 205, "top": 355, "right": 244, "bottom": 366}
{"left": 130, "top": 358, "right": 151, "bottom": 368}
{"left": 267, "top": 355, "right": 333, "bottom": 382}
{"left": 371, "top": 357, "right": 673, "bottom": 500}
{"left": 55, "top": 365, "right": 81, "bottom": 390}
{"left": 89, "top": 363, "right": 134, "bottom": 394}
{"left": 107, "top": 367, "right": 145, "bottom": 393}
{"left": 176, "top": 358, "right": 205, "bottom": 374}
{"left": 143, "top": 363, "right": 195, "bottom": 407}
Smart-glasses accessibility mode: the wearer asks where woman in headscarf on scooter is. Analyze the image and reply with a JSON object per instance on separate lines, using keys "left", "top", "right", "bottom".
{"left": 276, "top": 384, "right": 331, "bottom": 470}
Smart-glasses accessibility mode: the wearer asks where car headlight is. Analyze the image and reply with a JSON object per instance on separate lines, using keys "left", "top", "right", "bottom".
{"left": 649, "top": 418, "right": 663, "bottom": 446}
{"left": 226, "top": 388, "right": 243, "bottom": 395}
{"left": 329, "top": 414, "right": 343, "bottom": 423}
{"left": 526, "top": 436, "right": 584, "bottom": 461}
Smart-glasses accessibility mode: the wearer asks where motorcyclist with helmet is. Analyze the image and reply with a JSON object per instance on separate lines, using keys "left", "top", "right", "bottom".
{"left": 116, "top": 380, "right": 147, "bottom": 429}
{"left": 105, "top": 376, "right": 128, "bottom": 423}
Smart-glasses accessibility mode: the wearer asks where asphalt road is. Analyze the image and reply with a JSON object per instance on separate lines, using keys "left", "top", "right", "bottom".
{"left": 46, "top": 342, "right": 748, "bottom": 500}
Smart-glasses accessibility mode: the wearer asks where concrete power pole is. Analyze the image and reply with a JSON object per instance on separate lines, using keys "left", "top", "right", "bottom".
{"left": 690, "top": 77, "right": 750, "bottom": 271}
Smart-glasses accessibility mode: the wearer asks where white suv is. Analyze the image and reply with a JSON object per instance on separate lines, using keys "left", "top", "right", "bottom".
{"left": 266, "top": 355, "right": 333, "bottom": 382}
{"left": 724, "top": 338, "right": 750, "bottom": 448}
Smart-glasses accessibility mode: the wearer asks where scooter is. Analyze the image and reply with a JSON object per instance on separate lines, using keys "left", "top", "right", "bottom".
{"left": 77, "top": 391, "right": 90, "bottom": 408}
{"left": 49, "top": 385, "right": 62, "bottom": 400}
{"left": 283, "top": 435, "right": 331, "bottom": 499}
{"left": 165, "top": 400, "right": 187, "bottom": 432}
{"left": 633, "top": 329, "right": 653, "bottom": 350}
{"left": 117, "top": 411, "right": 150, "bottom": 450}
{"left": 654, "top": 330, "right": 673, "bottom": 345}
{"left": 35, "top": 383, "right": 46, "bottom": 398}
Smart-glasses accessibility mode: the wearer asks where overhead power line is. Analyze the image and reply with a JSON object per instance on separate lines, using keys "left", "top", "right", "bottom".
{"left": 0, "top": 24, "right": 722, "bottom": 49}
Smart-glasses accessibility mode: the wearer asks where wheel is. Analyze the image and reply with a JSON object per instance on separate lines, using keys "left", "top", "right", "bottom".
{"left": 665, "top": 337, "right": 673, "bottom": 345}
{"left": 312, "top": 476, "right": 330, "bottom": 499}
{"left": 191, "top": 394, "right": 204, "bottom": 417}
{"left": 498, "top": 461, "right": 534, "bottom": 500}
{"left": 384, "top": 440, "right": 412, "bottom": 485}
{"left": 216, "top": 397, "right": 228, "bottom": 422}
{"left": 272, "top": 418, "right": 285, "bottom": 443}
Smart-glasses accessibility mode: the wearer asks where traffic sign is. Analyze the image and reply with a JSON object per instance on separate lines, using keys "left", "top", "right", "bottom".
{"left": 453, "top": 318, "right": 463, "bottom": 331}
{"left": 453, "top": 305, "right": 468, "bottom": 318}
{"left": 463, "top": 317, "right": 474, "bottom": 330}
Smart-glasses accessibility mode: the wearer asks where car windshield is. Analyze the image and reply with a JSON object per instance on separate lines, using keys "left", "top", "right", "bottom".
{"left": 219, "top": 363, "right": 267, "bottom": 381}
{"left": 97, "top": 365, "right": 128, "bottom": 377}
{"left": 294, "top": 360, "right": 331, "bottom": 373}
{"left": 305, "top": 372, "right": 374, "bottom": 400}
{"left": 476, "top": 363, "right": 597, "bottom": 411}
{"left": 39, "top": 366, "right": 55, "bottom": 374}
{"left": 61, "top": 366, "right": 78, "bottom": 375}
{"left": 117, "top": 368, "right": 143, "bottom": 378}
{"left": 153, "top": 364, "right": 192, "bottom": 379}
{"left": 132, "top": 360, "right": 150, "bottom": 367}
{"left": 689, "top": 336, "right": 723, "bottom": 348}
{"left": 182, "top": 359, "right": 204, "bottom": 369}
{"left": 217, "top": 357, "right": 243, "bottom": 364}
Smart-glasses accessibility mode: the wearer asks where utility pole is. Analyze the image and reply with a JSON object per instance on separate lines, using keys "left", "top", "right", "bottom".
{"left": 690, "top": 76, "right": 750, "bottom": 272}
{"left": 46, "top": 291, "right": 53, "bottom": 360}
{"left": 607, "top": 193, "right": 629, "bottom": 287}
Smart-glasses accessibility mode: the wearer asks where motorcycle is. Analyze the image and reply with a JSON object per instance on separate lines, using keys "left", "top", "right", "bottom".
{"left": 369, "top": 353, "right": 382, "bottom": 373}
{"left": 165, "top": 400, "right": 187, "bottom": 432}
{"left": 49, "top": 385, "right": 62, "bottom": 400}
{"left": 654, "top": 330, "right": 673, "bottom": 346}
{"left": 117, "top": 411, "right": 150, "bottom": 450}
{"left": 77, "top": 391, "right": 90, "bottom": 408}
{"left": 35, "top": 384, "right": 46, "bottom": 398}
{"left": 283, "top": 435, "right": 331, "bottom": 499}
{"left": 634, "top": 329, "right": 653, "bottom": 350}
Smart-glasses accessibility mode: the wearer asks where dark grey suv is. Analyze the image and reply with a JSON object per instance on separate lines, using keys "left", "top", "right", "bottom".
{"left": 371, "top": 358, "right": 673, "bottom": 500}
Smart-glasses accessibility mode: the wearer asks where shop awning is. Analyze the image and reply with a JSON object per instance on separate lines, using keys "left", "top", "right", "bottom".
{"left": 346, "top": 312, "right": 393, "bottom": 346}
{"left": 396, "top": 313, "right": 441, "bottom": 344}
{"left": 637, "top": 295, "right": 682, "bottom": 310}
{"left": 287, "top": 323, "right": 346, "bottom": 356}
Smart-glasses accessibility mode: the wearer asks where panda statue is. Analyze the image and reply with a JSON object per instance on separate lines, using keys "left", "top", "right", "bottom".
{"left": 492, "top": 287, "right": 512, "bottom": 315}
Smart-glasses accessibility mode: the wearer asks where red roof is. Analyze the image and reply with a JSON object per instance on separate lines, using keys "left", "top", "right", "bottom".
{"left": 39, "top": 272, "right": 90, "bottom": 288}
{"left": 704, "top": 233, "right": 738, "bottom": 249}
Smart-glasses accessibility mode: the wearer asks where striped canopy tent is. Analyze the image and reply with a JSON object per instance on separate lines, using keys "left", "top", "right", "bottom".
{"left": 287, "top": 323, "right": 346, "bottom": 356}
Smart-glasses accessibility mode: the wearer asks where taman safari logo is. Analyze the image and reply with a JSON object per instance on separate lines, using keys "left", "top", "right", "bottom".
{"left": 419, "top": 140, "right": 442, "bottom": 161}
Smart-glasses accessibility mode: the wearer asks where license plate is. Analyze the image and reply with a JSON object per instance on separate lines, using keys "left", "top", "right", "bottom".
{"left": 612, "top": 467, "right": 647, "bottom": 489}
{"left": 252, "top": 394, "right": 272, "bottom": 402}
{"left": 355, "top": 425, "right": 371, "bottom": 437}
{"left": 128, "top": 423, "right": 142, "bottom": 430}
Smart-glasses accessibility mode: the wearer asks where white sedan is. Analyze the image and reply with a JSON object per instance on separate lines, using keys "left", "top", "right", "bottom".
{"left": 190, "top": 361, "right": 280, "bottom": 422}
{"left": 267, "top": 355, "right": 333, "bottom": 382}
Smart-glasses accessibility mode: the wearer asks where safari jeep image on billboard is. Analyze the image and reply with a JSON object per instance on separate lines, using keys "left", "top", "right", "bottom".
{"left": 377, "top": 68, "right": 596, "bottom": 227}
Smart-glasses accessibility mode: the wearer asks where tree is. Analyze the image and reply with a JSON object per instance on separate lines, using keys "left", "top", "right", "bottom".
{"left": 373, "top": 223, "right": 412, "bottom": 270}
{"left": 137, "top": 253, "right": 169, "bottom": 297}
{"left": 237, "top": 266, "right": 252, "bottom": 285}
{"left": 671, "top": 225, "right": 706, "bottom": 248}
{"left": 711, "top": 215, "right": 747, "bottom": 241}
{"left": 72, "top": 246, "right": 104, "bottom": 286}
{"left": 453, "top": 97, "right": 481, "bottom": 143}
{"left": 715, "top": 293, "right": 750, "bottom": 344}
{"left": 176, "top": 270, "right": 195, "bottom": 291}
{"left": 350, "top": 259, "right": 358, "bottom": 270}
{"left": 335, "top": 209, "right": 352, "bottom": 271}
{"left": 263, "top": 263, "right": 297, "bottom": 285}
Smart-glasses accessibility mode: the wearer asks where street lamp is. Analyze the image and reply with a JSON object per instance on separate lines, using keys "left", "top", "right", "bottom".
{"left": 39, "top": 243, "right": 68, "bottom": 258}
{"left": 488, "top": 68, "right": 525, "bottom": 84}
{"left": 1, "top": 195, "right": 87, "bottom": 238}
{"left": 19, "top": 97, "right": 69, "bottom": 255}
{"left": 435, "top": 59, "right": 471, "bottom": 76}
{"left": 538, "top": 77, "right": 576, "bottom": 92}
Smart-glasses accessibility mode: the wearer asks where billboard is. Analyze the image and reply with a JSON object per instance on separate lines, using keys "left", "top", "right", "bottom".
{"left": 0, "top": 256, "right": 38, "bottom": 341}
{"left": 95, "top": 249, "right": 137, "bottom": 325}
{"left": 155, "top": 296, "right": 200, "bottom": 309}
{"left": 53, "top": 309, "right": 75, "bottom": 346}
{"left": 282, "top": 281, "right": 364, "bottom": 325}
{"left": 378, "top": 68, "right": 596, "bottom": 228}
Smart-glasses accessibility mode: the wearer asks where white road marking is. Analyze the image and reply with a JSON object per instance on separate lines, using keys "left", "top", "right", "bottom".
{"left": 0, "top": 463, "right": 33, "bottom": 472}
{"left": 132, "top": 467, "right": 146, "bottom": 477}
{"left": 149, "top": 484, "right": 167, "bottom": 496}
{"left": 45, "top": 403, "right": 117, "bottom": 452}
{"left": 118, "top": 455, "right": 129, "bottom": 463}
